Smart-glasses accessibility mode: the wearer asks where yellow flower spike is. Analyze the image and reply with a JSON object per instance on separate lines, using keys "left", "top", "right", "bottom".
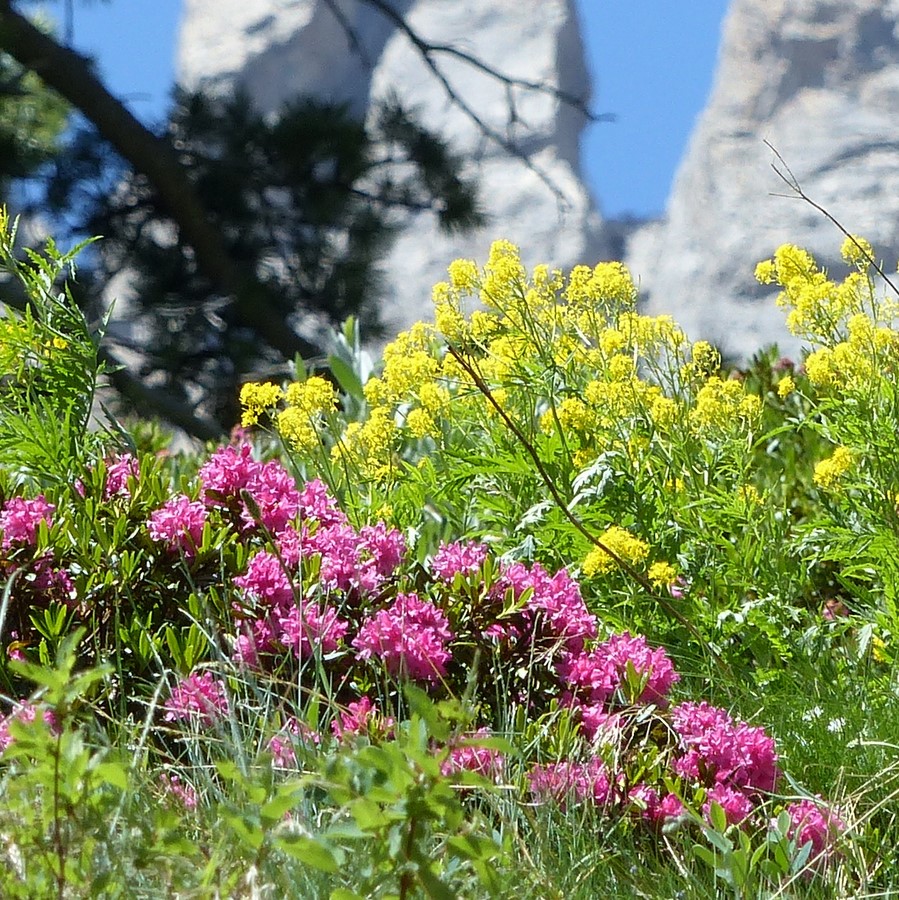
{"left": 285, "top": 376, "right": 337, "bottom": 415}
{"left": 599, "top": 328, "right": 627, "bottom": 356}
{"left": 804, "top": 348, "right": 836, "bottom": 386}
{"left": 239, "top": 381, "right": 284, "bottom": 427}
{"left": 648, "top": 561, "right": 678, "bottom": 589}
{"left": 607, "top": 354, "right": 636, "bottom": 382}
{"left": 405, "top": 407, "right": 438, "bottom": 439}
{"left": 446, "top": 258, "right": 480, "bottom": 292}
{"left": 840, "top": 235, "right": 874, "bottom": 267}
{"left": 276, "top": 406, "right": 318, "bottom": 451}
{"left": 650, "top": 396, "right": 678, "bottom": 430}
{"left": 754, "top": 259, "right": 777, "bottom": 284}
{"left": 582, "top": 525, "right": 649, "bottom": 577}
{"left": 777, "top": 375, "right": 796, "bottom": 399}
{"left": 813, "top": 446, "right": 852, "bottom": 490}
{"left": 773, "top": 244, "right": 818, "bottom": 287}
{"left": 691, "top": 341, "right": 720, "bottom": 376}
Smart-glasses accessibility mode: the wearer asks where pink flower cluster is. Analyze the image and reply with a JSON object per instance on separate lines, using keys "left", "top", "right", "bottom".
{"left": 269, "top": 717, "right": 321, "bottom": 767}
{"left": 558, "top": 631, "right": 680, "bottom": 739}
{"left": 231, "top": 482, "right": 407, "bottom": 668}
{"left": 0, "top": 495, "right": 54, "bottom": 549}
{"left": 431, "top": 540, "right": 489, "bottom": 581}
{"left": 354, "top": 593, "right": 453, "bottom": 682}
{"left": 164, "top": 671, "right": 228, "bottom": 726}
{"left": 0, "top": 702, "right": 59, "bottom": 751}
{"left": 492, "top": 560, "right": 598, "bottom": 653}
{"left": 199, "top": 443, "right": 302, "bottom": 534}
{"left": 441, "top": 727, "right": 504, "bottom": 780}
{"left": 528, "top": 758, "right": 613, "bottom": 807}
{"left": 331, "top": 696, "right": 395, "bottom": 742}
{"left": 785, "top": 798, "right": 846, "bottom": 861}
{"left": 148, "top": 495, "right": 207, "bottom": 557}
{"left": 104, "top": 453, "right": 139, "bottom": 499}
{"left": 671, "top": 701, "right": 779, "bottom": 824}
{"left": 160, "top": 773, "right": 199, "bottom": 810}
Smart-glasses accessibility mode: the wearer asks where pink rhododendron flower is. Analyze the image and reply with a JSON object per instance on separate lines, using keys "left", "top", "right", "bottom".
{"left": 148, "top": 495, "right": 207, "bottom": 557}
{"left": 199, "top": 443, "right": 301, "bottom": 534}
{"left": 160, "top": 773, "right": 198, "bottom": 810}
{"left": 431, "top": 540, "right": 489, "bottom": 581}
{"left": 0, "top": 496, "right": 54, "bottom": 549}
{"left": 104, "top": 453, "right": 139, "bottom": 498}
{"left": 0, "top": 702, "right": 59, "bottom": 751}
{"left": 359, "top": 522, "right": 406, "bottom": 577}
{"left": 278, "top": 602, "right": 348, "bottom": 658}
{"left": 493, "top": 561, "right": 598, "bottom": 654}
{"left": 232, "top": 617, "right": 277, "bottom": 668}
{"left": 331, "top": 696, "right": 395, "bottom": 741}
{"left": 234, "top": 551, "right": 295, "bottom": 609}
{"left": 297, "top": 479, "right": 347, "bottom": 528}
{"left": 659, "top": 792, "right": 686, "bottom": 822}
{"left": 353, "top": 592, "right": 453, "bottom": 682}
{"left": 29, "top": 556, "right": 76, "bottom": 603}
{"left": 785, "top": 799, "right": 846, "bottom": 861}
{"left": 528, "top": 758, "right": 612, "bottom": 807}
{"left": 164, "top": 671, "right": 228, "bottom": 726}
{"left": 671, "top": 701, "right": 779, "bottom": 795}
{"left": 269, "top": 717, "right": 321, "bottom": 767}
{"left": 597, "top": 632, "right": 679, "bottom": 705}
{"left": 704, "top": 783, "right": 755, "bottom": 826}
{"left": 441, "top": 728, "right": 504, "bottom": 780}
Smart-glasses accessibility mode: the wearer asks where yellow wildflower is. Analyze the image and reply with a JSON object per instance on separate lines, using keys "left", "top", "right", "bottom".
{"left": 447, "top": 258, "right": 480, "bottom": 292}
{"left": 285, "top": 376, "right": 337, "bottom": 415}
{"left": 277, "top": 406, "right": 318, "bottom": 451}
{"left": 648, "top": 561, "right": 678, "bottom": 589}
{"left": 405, "top": 407, "right": 438, "bottom": 439}
{"left": 840, "top": 235, "right": 874, "bottom": 267}
{"left": 240, "top": 381, "right": 284, "bottom": 427}
{"left": 777, "top": 375, "right": 795, "bottom": 399}
{"left": 582, "top": 525, "right": 649, "bottom": 576}
{"left": 813, "top": 446, "right": 852, "bottom": 490}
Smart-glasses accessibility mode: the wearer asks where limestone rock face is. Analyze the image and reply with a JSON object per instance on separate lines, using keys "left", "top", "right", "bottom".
{"left": 177, "top": 0, "right": 605, "bottom": 335}
{"left": 626, "top": 0, "right": 899, "bottom": 359}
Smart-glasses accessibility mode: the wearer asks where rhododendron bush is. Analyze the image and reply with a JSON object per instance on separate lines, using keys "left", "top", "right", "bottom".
{"left": 5, "top": 208, "right": 898, "bottom": 894}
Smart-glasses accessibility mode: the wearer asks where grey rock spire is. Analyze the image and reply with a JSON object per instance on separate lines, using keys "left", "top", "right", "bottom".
{"left": 626, "top": 0, "right": 899, "bottom": 359}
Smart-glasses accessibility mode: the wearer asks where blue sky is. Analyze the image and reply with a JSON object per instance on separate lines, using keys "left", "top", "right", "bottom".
{"left": 59, "top": 1, "right": 730, "bottom": 220}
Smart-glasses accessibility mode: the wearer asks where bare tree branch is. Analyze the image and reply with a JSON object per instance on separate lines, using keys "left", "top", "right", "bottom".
{"left": 0, "top": 0, "right": 322, "bottom": 367}
{"left": 345, "top": 0, "right": 613, "bottom": 208}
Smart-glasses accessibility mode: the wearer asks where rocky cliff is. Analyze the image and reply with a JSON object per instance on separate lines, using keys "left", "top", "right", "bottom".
{"left": 177, "top": 0, "right": 606, "bottom": 335}
{"left": 626, "top": 0, "right": 899, "bottom": 358}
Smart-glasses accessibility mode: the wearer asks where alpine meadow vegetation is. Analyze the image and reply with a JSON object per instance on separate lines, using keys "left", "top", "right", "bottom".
{"left": 2, "top": 203, "right": 899, "bottom": 897}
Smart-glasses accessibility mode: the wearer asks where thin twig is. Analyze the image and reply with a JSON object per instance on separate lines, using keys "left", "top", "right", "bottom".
{"left": 766, "top": 140, "right": 899, "bottom": 300}
{"left": 446, "top": 344, "right": 727, "bottom": 665}
{"left": 356, "top": 0, "right": 612, "bottom": 210}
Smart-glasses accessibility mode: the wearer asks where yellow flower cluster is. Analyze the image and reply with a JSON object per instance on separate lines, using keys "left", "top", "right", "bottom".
{"left": 755, "top": 240, "right": 896, "bottom": 347}
{"left": 777, "top": 375, "right": 795, "bottom": 399}
{"left": 240, "top": 381, "right": 283, "bottom": 427}
{"left": 840, "top": 234, "right": 874, "bottom": 267}
{"left": 648, "top": 561, "right": 678, "bottom": 589}
{"left": 278, "top": 376, "right": 338, "bottom": 451}
{"left": 688, "top": 377, "right": 762, "bottom": 433}
{"left": 813, "top": 446, "right": 852, "bottom": 490}
{"left": 582, "top": 525, "right": 650, "bottom": 576}
{"left": 565, "top": 261, "right": 637, "bottom": 312}
{"left": 332, "top": 405, "right": 398, "bottom": 481}
{"left": 239, "top": 376, "right": 338, "bottom": 451}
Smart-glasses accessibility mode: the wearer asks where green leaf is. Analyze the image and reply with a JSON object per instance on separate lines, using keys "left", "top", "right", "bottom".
{"left": 94, "top": 761, "right": 129, "bottom": 791}
{"left": 277, "top": 835, "right": 343, "bottom": 873}
{"left": 328, "top": 354, "right": 363, "bottom": 399}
